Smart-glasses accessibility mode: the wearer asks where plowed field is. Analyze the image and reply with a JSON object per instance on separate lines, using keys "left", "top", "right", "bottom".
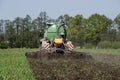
{"left": 25, "top": 50, "right": 120, "bottom": 80}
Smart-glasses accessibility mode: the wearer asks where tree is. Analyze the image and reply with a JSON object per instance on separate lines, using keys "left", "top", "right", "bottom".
{"left": 0, "top": 20, "right": 4, "bottom": 32}
{"left": 114, "top": 14, "right": 120, "bottom": 26}
{"left": 22, "top": 15, "right": 32, "bottom": 48}
{"left": 56, "top": 14, "right": 72, "bottom": 25}
{"left": 30, "top": 19, "right": 40, "bottom": 48}
{"left": 5, "top": 20, "right": 15, "bottom": 48}
{"left": 67, "top": 14, "right": 85, "bottom": 47}
{"left": 84, "top": 13, "right": 112, "bottom": 45}
{"left": 30, "top": 12, "right": 49, "bottom": 48}
{"left": 35, "top": 12, "right": 49, "bottom": 37}
{"left": 114, "top": 13, "right": 120, "bottom": 41}
{"left": 0, "top": 20, "right": 4, "bottom": 42}
{"left": 13, "top": 17, "right": 24, "bottom": 47}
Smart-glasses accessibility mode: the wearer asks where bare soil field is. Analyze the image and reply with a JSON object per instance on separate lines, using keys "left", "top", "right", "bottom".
{"left": 25, "top": 50, "right": 120, "bottom": 80}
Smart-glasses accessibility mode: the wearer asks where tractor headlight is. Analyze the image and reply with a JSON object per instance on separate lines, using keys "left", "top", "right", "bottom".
{"left": 54, "top": 38, "right": 63, "bottom": 44}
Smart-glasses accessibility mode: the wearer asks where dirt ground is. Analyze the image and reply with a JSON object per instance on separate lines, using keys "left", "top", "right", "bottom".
{"left": 25, "top": 50, "right": 120, "bottom": 80}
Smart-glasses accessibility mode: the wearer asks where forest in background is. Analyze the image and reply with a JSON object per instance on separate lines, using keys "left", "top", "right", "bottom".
{"left": 0, "top": 12, "right": 120, "bottom": 49}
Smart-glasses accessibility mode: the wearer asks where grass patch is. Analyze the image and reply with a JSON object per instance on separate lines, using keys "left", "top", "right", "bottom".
{"left": 75, "top": 48, "right": 120, "bottom": 54}
{"left": 0, "top": 48, "right": 38, "bottom": 80}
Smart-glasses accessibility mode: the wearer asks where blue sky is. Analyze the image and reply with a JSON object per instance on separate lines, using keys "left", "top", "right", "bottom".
{"left": 0, "top": 0, "right": 120, "bottom": 20}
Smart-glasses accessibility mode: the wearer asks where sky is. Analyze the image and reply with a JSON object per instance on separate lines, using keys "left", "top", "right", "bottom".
{"left": 0, "top": 0, "right": 120, "bottom": 20}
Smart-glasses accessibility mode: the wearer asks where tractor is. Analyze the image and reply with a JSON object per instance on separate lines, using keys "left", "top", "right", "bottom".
{"left": 40, "top": 22, "right": 74, "bottom": 53}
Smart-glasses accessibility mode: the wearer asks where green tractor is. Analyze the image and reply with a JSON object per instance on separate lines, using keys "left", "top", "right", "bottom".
{"left": 40, "top": 22, "right": 74, "bottom": 53}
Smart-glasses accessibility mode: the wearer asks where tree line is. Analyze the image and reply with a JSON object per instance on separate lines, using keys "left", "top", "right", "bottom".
{"left": 0, "top": 12, "right": 120, "bottom": 49}
{"left": 67, "top": 14, "right": 120, "bottom": 48}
